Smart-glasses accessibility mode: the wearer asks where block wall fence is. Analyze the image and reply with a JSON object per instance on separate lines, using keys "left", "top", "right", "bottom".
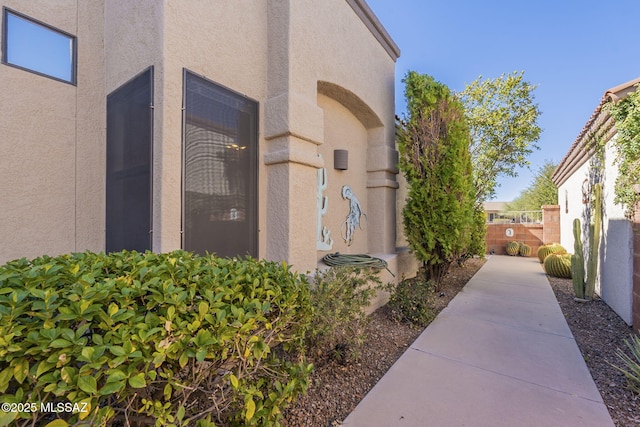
{"left": 485, "top": 205, "right": 560, "bottom": 257}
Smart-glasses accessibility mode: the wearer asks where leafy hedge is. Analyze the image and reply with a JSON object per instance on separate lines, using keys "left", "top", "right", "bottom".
{"left": 0, "top": 250, "right": 312, "bottom": 427}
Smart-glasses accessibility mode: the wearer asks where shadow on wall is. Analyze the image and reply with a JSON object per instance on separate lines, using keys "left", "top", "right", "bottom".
{"left": 486, "top": 223, "right": 543, "bottom": 256}
{"left": 600, "top": 218, "right": 633, "bottom": 325}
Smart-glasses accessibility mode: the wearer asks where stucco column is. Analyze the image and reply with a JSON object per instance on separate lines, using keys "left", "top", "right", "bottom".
{"left": 367, "top": 146, "right": 399, "bottom": 253}
{"left": 366, "top": 128, "right": 399, "bottom": 254}
{"left": 263, "top": 93, "right": 324, "bottom": 272}
{"left": 264, "top": 0, "right": 326, "bottom": 272}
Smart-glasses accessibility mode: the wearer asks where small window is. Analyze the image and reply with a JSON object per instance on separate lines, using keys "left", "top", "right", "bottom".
{"left": 2, "top": 8, "right": 76, "bottom": 84}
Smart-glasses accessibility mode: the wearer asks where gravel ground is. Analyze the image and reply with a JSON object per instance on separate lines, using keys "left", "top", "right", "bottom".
{"left": 547, "top": 275, "right": 640, "bottom": 426}
{"left": 281, "top": 257, "right": 486, "bottom": 427}
{"left": 282, "top": 258, "right": 640, "bottom": 427}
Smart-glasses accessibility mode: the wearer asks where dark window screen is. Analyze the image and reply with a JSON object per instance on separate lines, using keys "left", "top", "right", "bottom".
{"left": 183, "top": 71, "right": 258, "bottom": 258}
{"left": 106, "top": 68, "right": 153, "bottom": 252}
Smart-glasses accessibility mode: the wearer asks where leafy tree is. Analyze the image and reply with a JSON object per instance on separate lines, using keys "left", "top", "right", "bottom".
{"left": 397, "top": 71, "right": 475, "bottom": 286}
{"left": 506, "top": 160, "right": 558, "bottom": 211}
{"left": 459, "top": 71, "right": 542, "bottom": 204}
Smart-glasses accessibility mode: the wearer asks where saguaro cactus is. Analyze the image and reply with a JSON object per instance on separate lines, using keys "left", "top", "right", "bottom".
{"left": 585, "top": 183, "right": 602, "bottom": 300}
{"left": 571, "top": 218, "right": 586, "bottom": 299}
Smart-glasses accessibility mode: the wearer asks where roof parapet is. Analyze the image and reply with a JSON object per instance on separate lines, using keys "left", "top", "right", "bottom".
{"left": 346, "top": 0, "right": 400, "bottom": 61}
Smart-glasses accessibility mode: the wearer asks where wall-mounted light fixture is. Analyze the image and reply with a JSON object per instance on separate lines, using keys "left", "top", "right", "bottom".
{"left": 334, "top": 149, "right": 348, "bottom": 170}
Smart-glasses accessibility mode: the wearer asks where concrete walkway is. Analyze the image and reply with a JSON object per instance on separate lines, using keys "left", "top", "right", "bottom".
{"left": 343, "top": 255, "right": 615, "bottom": 427}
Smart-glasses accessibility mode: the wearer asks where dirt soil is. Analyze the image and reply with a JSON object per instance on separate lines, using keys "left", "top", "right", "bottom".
{"left": 281, "top": 257, "right": 486, "bottom": 427}
{"left": 548, "top": 275, "right": 640, "bottom": 426}
{"left": 282, "top": 258, "right": 640, "bottom": 427}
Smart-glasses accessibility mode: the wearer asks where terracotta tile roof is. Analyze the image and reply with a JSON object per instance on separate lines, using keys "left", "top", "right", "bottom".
{"left": 552, "top": 77, "right": 640, "bottom": 187}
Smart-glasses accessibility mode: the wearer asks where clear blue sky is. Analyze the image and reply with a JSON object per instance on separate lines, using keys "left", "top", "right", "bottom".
{"left": 366, "top": 0, "right": 640, "bottom": 202}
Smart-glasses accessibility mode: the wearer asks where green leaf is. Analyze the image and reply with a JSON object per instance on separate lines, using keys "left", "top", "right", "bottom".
{"left": 109, "top": 346, "right": 126, "bottom": 356}
{"left": 229, "top": 374, "right": 239, "bottom": 389}
{"left": 179, "top": 352, "right": 189, "bottom": 368}
{"left": 77, "top": 397, "right": 92, "bottom": 420}
{"left": 108, "top": 302, "right": 119, "bottom": 316}
{"left": 198, "top": 301, "right": 209, "bottom": 319}
{"left": 0, "top": 367, "right": 13, "bottom": 391}
{"left": 176, "top": 405, "right": 186, "bottom": 422}
{"left": 0, "top": 411, "right": 17, "bottom": 426}
{"left": 81, "top": 347, "right": 95, "bottom": 362}
{"left": 128, "top": 372, "right": 146, "bottom": 388}
{"left": 44, "top": 420, "right": 69, "bottom": 427}
{"left": 50, "top": 338, "right": 72, "bottom": 348}
{"left": 77, "top": 375, "right": 98, "bottom": 394}
{"left": 13, "top": 359, "right": 28, "bottom": 384}
{"left": 99, "top": 380, "right": 125, "bottom": 395}
{"left": 105, "top": 370, "right": 127, "bottom": 383}
{"left": 245, "top": 398, "right": 256, "bottom": 421}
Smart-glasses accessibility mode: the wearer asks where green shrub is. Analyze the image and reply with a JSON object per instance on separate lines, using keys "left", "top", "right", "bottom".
{"left": 387, "top": 279, "right": 434, "bottom": 327}
{"left": 613, "top": 334, "right": 640, "bottom": 395}
{"left": 0, "top": 250, "right": 312, "bottom": 427}
{"left": 306, "top": 267, "right": 380, "bottom": 364}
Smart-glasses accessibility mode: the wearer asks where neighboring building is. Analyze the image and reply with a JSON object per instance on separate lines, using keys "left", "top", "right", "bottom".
{"left": 483, "top": 201, "right": 508, "bottom": 223}
{"left": 0, "top": 1, "right": 405, "bottom": 281}
{"left": 552, "top": 77, "right": 640, "bottom": 327}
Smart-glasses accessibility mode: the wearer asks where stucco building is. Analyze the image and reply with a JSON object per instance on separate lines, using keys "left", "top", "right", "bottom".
{"left": 0, "top": 1, "right": 406, "bottom": 282}
{"left": 552, "top": 77, "right": 640, "bottom": 329}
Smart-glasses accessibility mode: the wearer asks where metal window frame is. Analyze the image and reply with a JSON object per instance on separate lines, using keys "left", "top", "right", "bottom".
{"left": 105, "top": 66, "right": 154, "bottom": 252}
{"left": 1, "top": 7, "right": 77, "bottom": 85}
{"left": 181, "top": 68, "right": 259, "bottom": 257}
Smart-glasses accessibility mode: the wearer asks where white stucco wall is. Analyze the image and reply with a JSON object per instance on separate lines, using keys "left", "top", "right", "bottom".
{"left": 600, "top": 137, "right": 633, "bottom": 324}
{"left": 558, "top": 136, "right": 633, "bottom": 324}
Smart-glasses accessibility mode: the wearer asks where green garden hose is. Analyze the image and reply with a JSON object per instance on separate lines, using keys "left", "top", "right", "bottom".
{"left": 321, "top": 252, "right": 394, "bottom": 277}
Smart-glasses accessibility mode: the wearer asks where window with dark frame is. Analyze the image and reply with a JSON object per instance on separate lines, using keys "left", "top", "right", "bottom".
{"left": 183, "top": 70, "right": 258, "bottom": 258}
{"left": 2, "top": 8, "right": 76, "bottom": 84}
{"left": 106, "top": 68, "right": 154, "bottom": 253}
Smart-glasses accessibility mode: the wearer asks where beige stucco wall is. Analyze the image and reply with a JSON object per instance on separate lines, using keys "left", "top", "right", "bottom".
{"left": 0, "top": 0, "right": 105, "bottom": 264}
{"left": 1, "top": 0, "right": 399, "bottom": 276}
{"left": 317, "top": 94, "right": 369, "bottom": 256}
{"left": 263, "top": 0, "right": 398, "bottom": 272}
{"left": 152, "top": 0, "right": 398, "bottom": 272}
{"left": 159, "top": 0, "right": 269, "bottom": 254}
{"left": 104, "top": 0, "right": 165, "bottom": 251}
{"left": 75, "top": 0, "right": 106, "bottom": 254}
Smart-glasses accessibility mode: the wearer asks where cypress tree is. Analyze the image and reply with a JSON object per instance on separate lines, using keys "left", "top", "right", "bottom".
{"left": 397, "top": 71, "right": 475, "bottom": 286}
